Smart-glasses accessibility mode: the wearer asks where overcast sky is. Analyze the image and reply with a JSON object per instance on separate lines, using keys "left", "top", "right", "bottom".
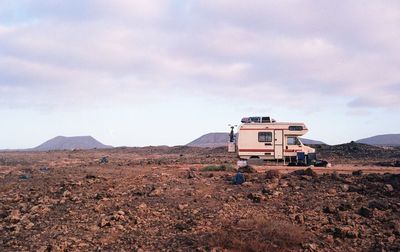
{"left": 1, "top": 0, "right": 399, "bottom": 148}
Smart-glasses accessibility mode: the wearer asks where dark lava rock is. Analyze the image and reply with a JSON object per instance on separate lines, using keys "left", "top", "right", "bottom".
{"left": 358, "top": 207, "right": 373, "bottom": 218}
{"left": 247, "top": 193, "right": 262, "bottom": 203}
{"left": 265, "top": 170, "right": 280, "bottom": 179}
{"left": 368, "top": 200, "right": 389, "bottom": 211}
{"left": 338, "top": 202, "right": 353, "bottom": 211}
{"left": 291, "top": 168, "right": 317, "bottom": 177}
{"left": 348, "top": 185, "right": 364, "bottom": 193}
{"left": 383, "top": 174, "right": 400, "bottom": 189}
{"left": 238, "top": 165, "right": 257, "bottom": 173}
{"left": 85, "top": 174, "right": 97, "bottom": 179}
{"left": 334, "top": 227, "right": 358, "bottom": 239}
{"left": 365, "top": 173, "right": 384, "bottom": 182}
{"left": 323, "top": 205, "right": 337, "bottom": 214}
{"left": 187, "top": 169, "right": 196, "bottom": 179}
{"left": 304, "top": 168, "right": 317, "bottom": 177}
{"left": 352, "top": 170, "right": 363, "bottom": 176}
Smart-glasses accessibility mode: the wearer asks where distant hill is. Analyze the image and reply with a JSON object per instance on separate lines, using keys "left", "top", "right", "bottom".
{"left": 356, "top": 134, "right": 400, "bottom": 146}
{"left": 187, "top": 132, "right": 324, "bottom": 147}
{"left": 32, "top": 136, "right": 112, "bottom": 151}
{"left": 301, "top": 138, "right": 325, "bottom": 145}
{"left": 187, "top": 132, "right": 229, "bottom": 148}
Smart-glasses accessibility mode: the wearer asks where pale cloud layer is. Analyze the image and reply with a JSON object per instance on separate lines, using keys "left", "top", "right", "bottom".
{"left": 1, "top": 0, "right": 400, "bottom": 110}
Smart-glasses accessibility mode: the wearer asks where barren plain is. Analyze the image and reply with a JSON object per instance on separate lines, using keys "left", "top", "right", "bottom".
{"left": 1, "top": 144, "right": 400, "bottom": 251}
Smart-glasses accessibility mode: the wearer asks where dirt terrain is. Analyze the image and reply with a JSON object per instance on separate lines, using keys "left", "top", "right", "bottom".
{"left": 1, "top": 145, "right": 400, "bottom": 251}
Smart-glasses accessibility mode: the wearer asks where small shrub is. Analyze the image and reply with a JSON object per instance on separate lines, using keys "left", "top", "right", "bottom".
{"left": 201, "top": 165, "right": 236, "bottom": 172}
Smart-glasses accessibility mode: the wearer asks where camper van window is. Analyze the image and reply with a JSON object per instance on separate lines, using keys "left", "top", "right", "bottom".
{"left": 258, "top": 132, "right": 272, "bottom": 142}
{"left": 287, "top": 137, "right": 300, "bottom": 145}
{"left": 288, "top": 126, "right": 303, "bottom": 131}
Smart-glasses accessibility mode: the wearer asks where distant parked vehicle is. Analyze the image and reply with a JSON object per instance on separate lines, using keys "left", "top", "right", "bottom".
{"left": 235, "top": 116, "right": 315, "bottom": 161}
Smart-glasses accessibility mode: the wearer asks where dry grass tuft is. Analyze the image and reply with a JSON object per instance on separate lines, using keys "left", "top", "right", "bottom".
{"left": 210, "top": 216, "right": 307, "bottom": 252}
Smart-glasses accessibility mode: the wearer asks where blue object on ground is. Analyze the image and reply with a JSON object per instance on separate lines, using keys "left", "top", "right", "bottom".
{"left": 100, "top": 157, "right": 108, "bottom": 164}
{"left": 232, "top": 172, "right": 245, "bottom": 185}
{"left": 19, "top": 174, "right": 31, "bottom": 180}
{"left": 297, "top": 152, "right": 305, "bottom": 162}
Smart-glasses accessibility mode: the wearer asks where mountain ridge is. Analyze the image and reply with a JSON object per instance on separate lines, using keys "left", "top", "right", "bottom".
{"left": 32, "top": 136, "right": 112, "bottom": 151}
{"left": 356, "top": 134, "right": 400, "bottom": 146}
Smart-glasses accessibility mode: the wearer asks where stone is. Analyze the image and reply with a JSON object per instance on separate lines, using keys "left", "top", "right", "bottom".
{"left": 187, "top": 170, "right": 196, "bottom": 179}
{"left": 323, "top": 205, "right": 337, "bottom": 214}
{"left": 295, "top": 214, "right": 305, "bottom": 224}
{"left": 25, "top": 221, "right": 34, "bottom": 230}
{"left": 272, "top": 191, "right": 282, "bottom": 197}
{"left": 63, "top": 190, "right": 71, "bottom": 198}
{"left": 334, "top": 226, "right": 358, "bottom": 239}
{"left": 340, "top": 184, "right": 349, "bottom": 192}
{"left": 384, "top": 184, "right": 394, "bottom": 192}
{"left": 305, "top": 243, "right": 318, "bottom": 251}
{"left": 352, "top": 170, "right": 363, "bottom": 176}
{"left": 388, "top": 235, "right": 396, "bottom": 243}
{"left": 99, "top": 218, "right": 110, "bottom": 227}
{"left": 138, "top": 203, "right": 147, "bottom": 210}
{"left": 148, "top": 188, "right": 162, "bottom": 197}
{"left": 178, "top": 204, "right": 188, "bottom": 210}
{"left": 265, "top": 170, "right": 280, "bottom": 179}
{"left": 261, "top": 187, "right": 272, "bottom": 195}
{"left": 304, "top": 168, "right": 317, "bottom": 177}
{"left": 280, "top": 180, "right": 289, "bottom": 188}
{"left": 9, "top": 209, "right": 21, "bottom": 223}
{"left": 358, "top": 207, "right": 372, "bottom": 218}
{"left": 238, "top": 165, "right": 257, "bottom": 173}
{"left": 85, "top": 174, "right": 97, "bottom": 180}
{"left": 368, "top": 200, "right": 389, "bottom": 211}
{"left": 348, "top": 185, "right": 363, "bottom": 193}
{"left": 325, "top": 235, "right": 334, "bottom": 244}
{"left": 338, "top": 202, "right": 353, "bottom": 211}
{"left": 327, "top": 188, "right": 337, "bottom": 195}
{"left": 247, "top": 193, "right": 262, "bottom": 203}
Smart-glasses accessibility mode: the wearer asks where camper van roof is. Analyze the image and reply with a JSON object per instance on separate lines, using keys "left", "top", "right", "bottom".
{"left": 239, "top": 122, "right": 309, "bottom": 135}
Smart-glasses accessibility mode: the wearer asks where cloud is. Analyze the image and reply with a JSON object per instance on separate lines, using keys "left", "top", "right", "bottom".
{"left": 0, "top": 0, "right": 399, "bottom": 110}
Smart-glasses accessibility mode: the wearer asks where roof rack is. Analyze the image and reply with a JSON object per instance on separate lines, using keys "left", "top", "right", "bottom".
{"left": 241, "top": 116, "right": 276, "bottom": 123}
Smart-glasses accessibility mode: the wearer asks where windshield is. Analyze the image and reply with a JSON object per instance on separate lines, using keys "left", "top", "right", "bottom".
{"left": 287, "top": 136, "right": 301, "bottom": 145}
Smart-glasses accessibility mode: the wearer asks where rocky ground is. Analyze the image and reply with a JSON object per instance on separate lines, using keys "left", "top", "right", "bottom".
{"left": 0, "top": 145, "right": 400, "bottom": 251}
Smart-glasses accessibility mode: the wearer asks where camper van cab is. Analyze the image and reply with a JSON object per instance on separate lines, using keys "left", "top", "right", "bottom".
{"left": 237, "top": 119, "right": 315, "bottom": 160}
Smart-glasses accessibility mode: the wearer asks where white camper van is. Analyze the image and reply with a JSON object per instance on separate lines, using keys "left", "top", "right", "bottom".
{"left": 237, "top": 117, "right": 315, "bottom": 160}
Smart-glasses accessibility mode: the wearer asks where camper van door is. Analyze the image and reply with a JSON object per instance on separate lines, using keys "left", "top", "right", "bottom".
{"left": 274, "top": 130, "right": 284, "bottom": 159}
